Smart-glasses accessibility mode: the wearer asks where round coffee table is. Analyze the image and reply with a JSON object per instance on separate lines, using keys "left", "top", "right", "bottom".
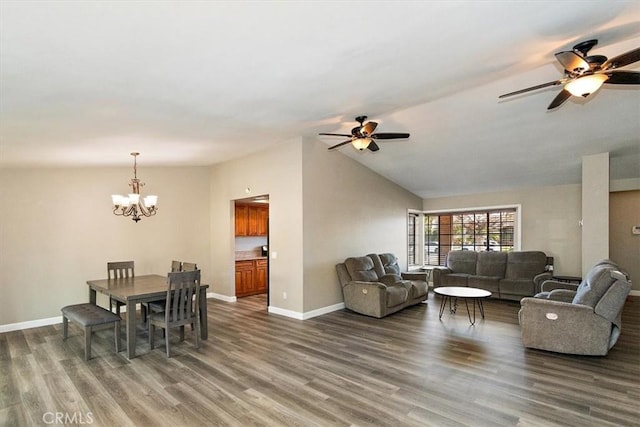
{"left": 434, "top": 286, "right": 492, "bottom": 325}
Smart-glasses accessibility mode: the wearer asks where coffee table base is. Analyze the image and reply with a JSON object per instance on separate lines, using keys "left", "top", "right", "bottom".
{"left": 438, "top": 295, "right": 486, "bottom": 325}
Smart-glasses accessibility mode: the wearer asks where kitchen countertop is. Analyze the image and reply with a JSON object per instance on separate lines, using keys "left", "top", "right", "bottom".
{"left": 235, "top": 256, "right": 268, "bottom": 261}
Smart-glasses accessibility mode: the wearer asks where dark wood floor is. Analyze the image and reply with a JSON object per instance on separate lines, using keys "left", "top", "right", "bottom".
{"left": 1, "top": 293, "right": 639, "bottom": 427}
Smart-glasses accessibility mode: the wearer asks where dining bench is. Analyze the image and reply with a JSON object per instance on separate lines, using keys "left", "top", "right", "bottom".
{"left": 61, "top": 303, "right": 121, "bottom": 360}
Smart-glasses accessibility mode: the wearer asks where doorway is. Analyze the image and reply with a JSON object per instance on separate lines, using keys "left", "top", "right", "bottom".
{"left": 233, "top": 195, "right": 269, "bottom": 308}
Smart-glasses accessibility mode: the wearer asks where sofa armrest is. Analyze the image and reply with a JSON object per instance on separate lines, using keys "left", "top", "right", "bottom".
{"left": 432, "top": 268, "right": 452, "bottom": 287}
{"left": 546, "top": 289, "right": 576, "bottom": 303}
{"left": 532, "top": 272, "right": 553, "bottom": 293}
{"left": 518, "top": 297, "right": 612, "bottom": 355}
{"left": 401, "top": 271, "right": 428, "bottom": 282}
{"left": 541, "top": 280, "right": 579, "bottom": 293}
{"left": 342, "top": 281, "right": 388, "bottom": 318}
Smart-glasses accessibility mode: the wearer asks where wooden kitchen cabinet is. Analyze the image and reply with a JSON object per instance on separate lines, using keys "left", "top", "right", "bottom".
{"left": 255, "top": 259, "right": 268, "bottom": 292}
{"left": 235, "top": 259, "right": 268, "bottom": 297}
{"left": 235, "top": 203, "right": 268, "bottom": 236}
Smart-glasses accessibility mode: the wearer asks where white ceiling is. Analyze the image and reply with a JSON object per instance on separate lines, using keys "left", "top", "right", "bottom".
{"left": 1, "top": 1, "right": 639, "bottom": 198}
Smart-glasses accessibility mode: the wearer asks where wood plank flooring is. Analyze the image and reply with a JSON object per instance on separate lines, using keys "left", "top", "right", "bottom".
{"left": 1, "top": 293, "right": 639, "bottom": 426}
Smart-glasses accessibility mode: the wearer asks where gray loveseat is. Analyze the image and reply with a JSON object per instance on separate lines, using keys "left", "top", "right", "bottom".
{"left": 336, "top": 253, "right": 429, "bottom": 318}
{"left": 432, "top": 250, "right": 552, "bottom": 301}
{"left": 519, "top": 260, "right": 631, "bottom": 355}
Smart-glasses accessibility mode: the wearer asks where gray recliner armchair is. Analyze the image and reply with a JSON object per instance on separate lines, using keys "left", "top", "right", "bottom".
{"left": 518, "top": 260, "right": 631, "bottom": 355}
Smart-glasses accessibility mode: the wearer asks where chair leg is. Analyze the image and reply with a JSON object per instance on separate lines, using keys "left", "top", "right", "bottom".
{"left": 114, "top": 320, "right": 120, "bottom": 353}
{"left": 149, "top": 323, "right": 155, "bottom": 350}
{"left": 84, "top": 326, "right": 92, "bottom": 361}
{"left": 194, "top": 319, "right": 201, "bottom": 349}
{"left": 62, "top": 316, "right": 68, "bottom": 340}
{"left": 166, "top": 331, "right": 171, "bottom": 358}
{"left": 179, "top": 326, "right": 185, "bottom": 342}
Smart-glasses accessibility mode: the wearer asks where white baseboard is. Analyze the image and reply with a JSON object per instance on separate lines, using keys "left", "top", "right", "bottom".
{"left": 268, "top": 302, "right": 345, "bottom": 320}
{"left": 208, "top": 292, "right": 237, "bottom": 302}
{"left": 0, "top": 316, "right": 62, "bottom": 333}
{"left": 630, "top": 290, "right": 640, "bottom": 297}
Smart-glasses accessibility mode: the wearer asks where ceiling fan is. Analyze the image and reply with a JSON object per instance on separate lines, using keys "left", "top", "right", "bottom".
{"left": 499, "top": 39, "right": 640, "bottom": 109}
{"left": 319, "top": 116, "right": 410, "bottom": 152}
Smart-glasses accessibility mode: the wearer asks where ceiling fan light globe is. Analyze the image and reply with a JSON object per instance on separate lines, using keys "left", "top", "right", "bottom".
{"left": 352, "top": 138, "right": 371, "bottom": 151}
{"left": 565, "top": 74, "right": 608, "bottom": 98}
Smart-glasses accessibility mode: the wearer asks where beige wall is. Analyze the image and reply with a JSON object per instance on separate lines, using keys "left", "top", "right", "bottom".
{"left": 0, "top": 167, "right": 211, "bottom": 326}
{"left": 423, "top": 184, "right": 583, "bottom": 276}
{"left": 610, "top": 190, "right": 640, "bottom": 291}
{"left": 582, "top": 153, "right": 610, "bottom": 273}
{"left": 208, "top": 138, "right": 423, "bottom": 315}
{"left": 301, "top": 139, "right": 423, "bottom": 312}
{"left": 208, "top": 138, "right": 305, "bottom": 313}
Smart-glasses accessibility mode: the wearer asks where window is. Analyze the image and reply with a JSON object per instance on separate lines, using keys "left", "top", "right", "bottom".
{"left": 408, "top": 212, "right": 419, "bottom": 266}
{"left": 424, "top": 208, "right": 517, "bottom": 266}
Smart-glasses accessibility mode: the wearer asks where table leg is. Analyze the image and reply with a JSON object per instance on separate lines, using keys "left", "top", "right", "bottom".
{"left": 126, "top": 300, "right": 136, "bottom": 359}
{"left": 464, "top": 299, "right": 477, "bottom": 325}
{"left": 477, "top": 298, "right": 485, "bottom": 318}
{"left": 199, "top": 287, "right": 208, "bottom": 340}
{"left": 88, "top": 288, "right": 97, "bottom": 305}
{"left": 438, "top": 295, "right": 448, "bottom": 320}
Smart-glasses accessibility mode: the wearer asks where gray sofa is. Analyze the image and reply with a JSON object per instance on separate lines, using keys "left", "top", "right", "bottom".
{"left": 336, "top": 253, "right": 429, "bottom": 318}
{"left": 432, "top": 250, "right": 552, "bottom": 301}
{"left": 519, "top": 260, "right": 631, "bottom": 355}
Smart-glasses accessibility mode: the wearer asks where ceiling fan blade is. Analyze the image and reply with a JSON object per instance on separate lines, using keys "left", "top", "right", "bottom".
{"left": 547, "top": 89, "right": 572, "bottom": 110}
{"left": 602, "top": 47, "right": 640, "bottom": 70}
{"left": 319, "top": 132, "right": 351, "bottom": 137}
{"left": 603, "top": 70, "right": 640, "bottom": 85}
{"left": 555, "top": 51, "right": 590, "bottom": 72}
{"left": 371, "top": 132, "right": 410, "bottom": 140}
{"left": 361, "top": 121, "right": 378, "bottom": 136}
{"left": 327, "top": 140, "right": 352, "bottom": 151}
{"left": 499, "top": 80, "right": 563, "bottom": 98}
{"left": 367, "top": 141, "right": 380, "bottom": 152}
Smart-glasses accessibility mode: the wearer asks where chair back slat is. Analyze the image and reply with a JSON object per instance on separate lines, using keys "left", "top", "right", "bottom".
{"left": 107, "top": 261, "right": 135, "bottom": 279}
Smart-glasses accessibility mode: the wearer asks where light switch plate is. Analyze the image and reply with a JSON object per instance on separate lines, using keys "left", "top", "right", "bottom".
{"left": 632, "top": 225, "right": 640, "bottom": 235}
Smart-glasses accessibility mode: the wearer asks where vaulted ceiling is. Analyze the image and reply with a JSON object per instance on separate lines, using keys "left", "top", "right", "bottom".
{"left": 1, "top": 1, "right": 638, "bottom": 198}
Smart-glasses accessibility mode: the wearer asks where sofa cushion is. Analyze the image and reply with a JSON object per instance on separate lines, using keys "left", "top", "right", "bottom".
{"left": 477, "top": 251, "right": 507, "bottom": 277}
{"left": 505, "top": 251, "right": 547, "bottom": 280}
{"left": 468, "top": 276, "right": 500, "bottom": 294}
{"left": 386, "top": 285, "right": 408, "bottom": 307}
{"left": 500, "top": 279, "right": 534, "bottom": 297}
{"left": 345, "top": 256, "right": 379, "bottom": 282}
{"left": 407, "top": 280, "right": 428, "bottom": 299}
{"left": 378, "top": 253, "right": 401, "bottom": 275}
{"left": 572, "top": 265, "right": 617, "bottom": 308}
{"left": 446, "top": 251, "right": 478, "bottom": 275}
{"left": 441, "top": 273, "right": 470, "bottom": 287}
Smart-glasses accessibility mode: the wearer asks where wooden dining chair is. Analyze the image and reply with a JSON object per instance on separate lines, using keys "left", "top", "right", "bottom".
{"left": 171, "top": 260, "right": 182, "bottom": 272}
{"left": 148, "top": 269, "right": 201, "bottom": 357}
{"left": 145, "top": 260, "right": 183, "bottom": 317}
{"left": 182, "top": 262, "right": 197, "bottom": 271}
{"left": 107, "top": 261, "right": 134, "bottom": 316}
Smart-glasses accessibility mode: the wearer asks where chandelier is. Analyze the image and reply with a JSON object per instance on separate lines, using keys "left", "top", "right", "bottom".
{"left": 111, "top": 152, "right": 158, "bottom": 222}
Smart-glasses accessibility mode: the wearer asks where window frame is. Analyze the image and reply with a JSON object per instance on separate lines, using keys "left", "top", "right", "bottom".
{"left": 408, "top": 204, "right": 521, "bottom": 268}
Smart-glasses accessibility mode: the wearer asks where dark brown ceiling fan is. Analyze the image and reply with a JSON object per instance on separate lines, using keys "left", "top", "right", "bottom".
{"left": 319, "top": 116, "right": 410, "bottom": 152}
{"left": 499, "top": 39, "right": 640, "bottom": 109}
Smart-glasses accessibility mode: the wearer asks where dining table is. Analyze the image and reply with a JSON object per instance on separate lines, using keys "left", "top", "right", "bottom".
{"left": 86, "top": 274, "right": 208, "bottom": 359}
